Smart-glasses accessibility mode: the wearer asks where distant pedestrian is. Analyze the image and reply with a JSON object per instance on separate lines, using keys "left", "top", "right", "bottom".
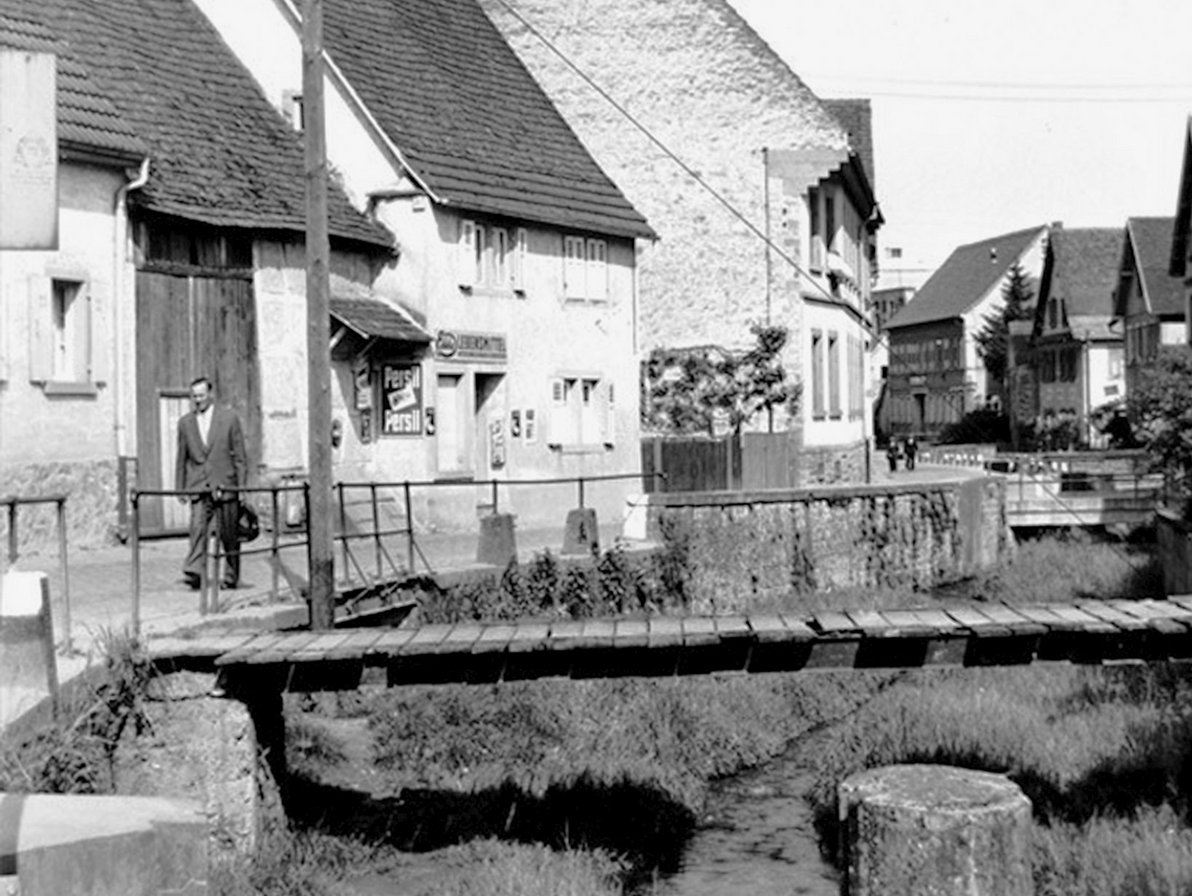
{"left": 903, "top": 436, "right": 918, "bottom": 471}
{"left": 886, "top": 441, "right": 899, "bottom": 473}
{"left": 176, "top": 376, "right": 247, "bottom": 590}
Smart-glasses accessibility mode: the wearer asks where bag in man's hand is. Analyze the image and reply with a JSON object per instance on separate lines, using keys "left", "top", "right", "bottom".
{"left": 236, "top": 503, "right": 261, "bottom": 543}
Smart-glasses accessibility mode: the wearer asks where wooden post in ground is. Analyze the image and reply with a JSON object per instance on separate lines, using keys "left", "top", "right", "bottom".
{"left": 302, "top": 0, "right": 334, "bottom": 630}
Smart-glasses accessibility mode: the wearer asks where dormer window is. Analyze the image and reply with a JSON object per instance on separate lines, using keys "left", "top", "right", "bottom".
{"left": 563, "top": 235, "right": 607, "bottom": 301}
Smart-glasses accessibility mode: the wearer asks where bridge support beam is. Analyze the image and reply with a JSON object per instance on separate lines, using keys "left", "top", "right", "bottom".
{"left": 839, "top": 764, "right": 1032, "bottom": 896}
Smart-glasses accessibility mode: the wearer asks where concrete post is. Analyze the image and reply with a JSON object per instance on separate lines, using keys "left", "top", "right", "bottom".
{"left": 476, "top": 513, "right": 517, "bottom": 566}
{"left": 839, "top": 764, "right": 1033, "bottom": 896}
{"left": 562, "top": 507, "right": 599, "bottom": 555}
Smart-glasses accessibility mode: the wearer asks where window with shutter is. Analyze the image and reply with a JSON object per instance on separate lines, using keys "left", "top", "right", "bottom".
{"left": 828, "top": 331, "right": 840, "bottom": 417}
{"left": 810, "top": 330, "right": 824, "bottom": 419}
{"left": 512, "top": 228, "right": 528, "bottom": 292}
{"left": 603, "top": 381, "right": 616, "bottom": 445}
{"left": 493, "top": 228, "right": 508, "bottom": 286}
{"left": 548, "top": 377, "right": 573, "bottom": 444}
{"left": 586, "top": 239, "right": 607, "bottom": 300}
{"left": 563, "top": 236, "right": 586, "bottom": 299}
{"left": 458, "top": 220, "right": 476, "bottom": 288}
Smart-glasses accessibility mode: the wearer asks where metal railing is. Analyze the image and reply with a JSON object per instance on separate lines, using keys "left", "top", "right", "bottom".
{"left": 128, "top": 470, "right": 663, "bottom": 633}
{"left": 1, "top": 494, "right": 72, "bottom": 652}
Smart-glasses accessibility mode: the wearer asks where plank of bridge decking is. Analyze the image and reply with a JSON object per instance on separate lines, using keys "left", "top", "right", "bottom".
{"left": 943, "top": 606, "right": 1010, "bottom": 636}
{"left": 908, "top": 609, "right": 966, "bottom": 635}
{"left": 434, "top": 623, "right": 486, "bottom": 655}
{"left": 778, "top": 615, "right": 816, "bottom": 641}
{"left": 1108, "top": 600, "right": 1192, "bottom": 633}
{"left": 247, "top": 632, "right": 323, "bottom": 665}
{"left": 401, "top": 623, "right": 456, "bottom": 656}
{"left": 613, "top": 619, "right": 649, "bottom": 649}
{"left": 715, "top": 615, "right": 753, "bottom": 640}
{"left": 362, "top": 627, "right": 419, "bottom": 663}
{"left": 154, "top": 634, "right": 254, "bottom": 660}
{"left": 1013, "top": 605, "right": 1078, "bottom": 631}
{"left": 743, "top": 615, "right": 789, "bottom": 643}
{"left": 472, "top": 624, "right": 518, "bottom": 655}
{"left": 812, "top": 611, "right": 860, "bottom": 635}
{"left": 506, "top": 621, "right": 552, "bottom": 653}
{"left": 1043, "top": 605, "right": 1117, "bottom": 633}
{"left": 845, "top": 610, "right": 893, "bottom": 636}
{"left": 876, "top": 610, "right": 937, "bottom": 638}
{"left": 1128, "top": 599, "right": 1192, "bottom": 625}
{"left": 285, "top": 632, "right": 355, "bottom": 661}
{"left": 324, "top": 629, "right": 388, "bottom": 661}
{"left": 546, "top": 619, "right": 587, "bottom": 651}
{"left": 648, "top": 617, "right": 685, "bottom": 648}
{"left": 1167, "top": 596, "right": 1192, "bottom": 613}
{"left": 974, "top": 604, "right": 1047, "bottom": 634}
{"left": 681, "top": 616, "right": 719, "bottom": 647}
{"left": 216, "top": 632, "right": 294, "bottom": 666}
{"left": 1077, "top": 602, "right": 1150, "bottom": 631}
{"left": 575, "top": 618, "right": 617, "bottom": 650}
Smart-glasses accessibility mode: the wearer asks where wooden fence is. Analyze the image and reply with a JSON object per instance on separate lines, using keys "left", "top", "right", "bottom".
{"left": 640, "top": 433, "right": 795, "bottom": 493}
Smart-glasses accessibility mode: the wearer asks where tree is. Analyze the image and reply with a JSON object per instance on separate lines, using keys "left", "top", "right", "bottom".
{"left": 643, "top": 323, "right": 801, "bottom": 435}
{"left": 974, "top": 262, "right": 1034, "bottom": 397}
{"left": 1129, "top": 346, "right": 1192, "bottom": 486}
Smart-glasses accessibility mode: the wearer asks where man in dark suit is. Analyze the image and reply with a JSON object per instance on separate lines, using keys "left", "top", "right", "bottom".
{"left": 176, "top": 376, "right": 247, "bottom": 589}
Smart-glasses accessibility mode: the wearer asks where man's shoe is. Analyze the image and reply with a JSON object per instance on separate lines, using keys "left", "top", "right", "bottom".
{"left": 182, "top": 573, "right": 201, "bottom": 590}
{"left": 220, "top": 580, "right": 240, "bottom": 590}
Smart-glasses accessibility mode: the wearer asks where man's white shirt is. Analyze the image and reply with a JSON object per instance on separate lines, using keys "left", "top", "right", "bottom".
{"left": 197, "top": 405, "right": 213, "bottom": 446}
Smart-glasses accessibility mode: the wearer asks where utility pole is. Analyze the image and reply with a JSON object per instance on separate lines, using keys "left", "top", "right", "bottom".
{"left": 302, "top": 0, "right": 334, "bottom": 629}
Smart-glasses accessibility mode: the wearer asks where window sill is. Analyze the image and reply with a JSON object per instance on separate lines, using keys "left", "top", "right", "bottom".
{"left": 42, "top": 380, "right": 99, "bottom": 397}
{"left": 434, "top": 472, "right": 474, "bottom": 482}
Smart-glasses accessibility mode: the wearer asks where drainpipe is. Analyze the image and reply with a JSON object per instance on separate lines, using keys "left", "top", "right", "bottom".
{"left": 112, "top": 158, "right": 150, "bottom": 459}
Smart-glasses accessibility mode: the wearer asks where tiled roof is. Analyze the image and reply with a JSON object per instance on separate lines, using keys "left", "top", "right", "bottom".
{"left": 1049, "top": 227, "right": 1122, "bottom": 320}
{"left": 322, "top": 0, "right": 653, "bottom": 240}
{"left": 0, "top": 11, "right": 145, "bottom": 162}
{"left": 823, "top": 99, "right": 875, "bottom": 190}
{"left": 330, "top": 294, "right": 431, "bottom": 344}
{"left": 19, "top": 0, "right": 390, "bottom": 248}
{"left": 1127, "top": 217, "right": 1184, "bottom": 317}
{"left": 887, "top": 226, "right": 1048, "bottom": 329}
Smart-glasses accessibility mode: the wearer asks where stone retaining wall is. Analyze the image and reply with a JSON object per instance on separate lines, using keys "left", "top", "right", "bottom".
{"left": 1, "top": 459, "right": 120, "bottom": 557}
{"left": 1156, "top": 508, "right": 1192, "bottom": 595}
{"left": 636, "top": 478, "right": 1010, "bottom": 612}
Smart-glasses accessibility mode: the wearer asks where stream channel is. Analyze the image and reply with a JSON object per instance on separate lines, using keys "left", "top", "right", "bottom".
{"left": 635, "top": 745, "right": 839, "bottom": 896}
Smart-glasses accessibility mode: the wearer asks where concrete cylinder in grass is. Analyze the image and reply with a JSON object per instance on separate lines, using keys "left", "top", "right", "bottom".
{"left": 839, "top": 764, "right": 1033, "bottom": 896}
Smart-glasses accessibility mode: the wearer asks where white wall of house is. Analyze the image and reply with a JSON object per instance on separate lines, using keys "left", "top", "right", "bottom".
{"left": 959, "top": 236, "right": 1047, "bottom": 408}
{"left": 368, "top": 198, "right": 642, "bottom": 530}
{"left": 0, "top": 161, "right": 136, "bottom": 544}
{"left": 802, "top": 299, "right": 867, "bottom": 448}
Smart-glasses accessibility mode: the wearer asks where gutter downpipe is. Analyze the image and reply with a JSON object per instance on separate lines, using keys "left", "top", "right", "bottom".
{"left": 113, "top": 158, "right": 150, "bottom": 460}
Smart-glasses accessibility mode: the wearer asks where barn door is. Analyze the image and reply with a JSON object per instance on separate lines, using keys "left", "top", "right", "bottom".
{"left": 136, "top": 271, "right": 259, "bottom": 536}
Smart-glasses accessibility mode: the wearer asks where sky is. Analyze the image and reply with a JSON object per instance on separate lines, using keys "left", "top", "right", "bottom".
{"left": 727, "top": 0, "right": 1192, "bottom": 284}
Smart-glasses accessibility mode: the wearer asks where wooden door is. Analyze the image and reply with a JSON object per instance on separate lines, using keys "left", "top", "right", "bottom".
{"left": 157, "top": 392, "right": 191, "bottom": 531}
{"left": 136, "top": 271, "right": 259, "bottom": 535}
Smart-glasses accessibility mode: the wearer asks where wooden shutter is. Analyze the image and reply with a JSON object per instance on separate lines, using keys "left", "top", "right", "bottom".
{"left": 458, "top": 219, "right": 476, "bottom": 287}
{"left": 603, "top": 380, "right": 616, "bottom": 445}
{"left": 88, "top": 282, "right": 110, "bottom": 384}
{"left": 586, "top": 239, "right": 607, "bottom": 300}
{"left": 512, "top": 227, "right": 528, "bottom": 291}
{"left": 563, "top": 237, "right": 586, "bottom": 299}
{"left": 27, "top": 275, "right": 53, "bottom": 382}
{"left": 548, "top": 377, "right": 571, "bottom": 444}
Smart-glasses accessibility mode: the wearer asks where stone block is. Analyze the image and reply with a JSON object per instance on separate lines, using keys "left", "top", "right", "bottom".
{"left": 0, "top": 571, "right": 57, "bottom": 729}
{"left": 562, "top": 507, "right": 599, "bottom": 555}
{"left": 839, "top": 764, "right": 1032, "bottom": 896}
{"left": 2, "top": 792, "right": 208, "bottom": 895}
{"left": 476, "top": 513, "right": 517, "bottom": 567}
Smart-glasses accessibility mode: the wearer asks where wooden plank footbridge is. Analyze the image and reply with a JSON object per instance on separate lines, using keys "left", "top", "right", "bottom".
{"left": 150, "top": 596, "right": 1192, "bottom": 695}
